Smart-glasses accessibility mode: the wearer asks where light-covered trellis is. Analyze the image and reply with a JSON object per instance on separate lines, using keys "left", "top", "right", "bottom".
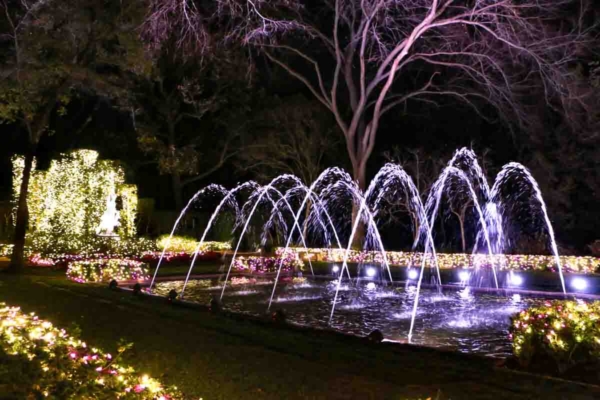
{"left": 12, "top": 150, "right": 137, "bottom": 254}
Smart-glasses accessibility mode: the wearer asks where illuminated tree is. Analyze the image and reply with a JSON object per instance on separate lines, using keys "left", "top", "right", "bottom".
{"left": 0, "top": 0, "right": 150, "bottom": 271}
{"left": 143, "top": 0, "right": 592, "bottom": 246}
{"left": 12, "top": 150, "right": 137, "bottom": 255}
{"left": 143, "top": 0, "right": 591, "bottom": 190}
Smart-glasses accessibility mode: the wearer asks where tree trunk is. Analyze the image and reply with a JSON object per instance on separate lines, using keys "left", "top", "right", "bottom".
{"left": 451, "top": 209, "right": 467, "bottom": 253}
{"left": 172, "top": 171, "right": 183, "bottom": 211}
{"left": 167, "top": 120, "right": 183, "bottom": 210}
{"left": 458, "top": 215, "right": 466, "bottom": 253}
{"left": 410, "top": 211, "right": 420, "bottom": 247}
{"left": 302, "top": 199, "right": 312, "bottom": 246}
{"left": 351, "top": 161, "right": 367, "bottom": 248}
{"left": 8, "top": 147, "right": 35, "bottom": 273}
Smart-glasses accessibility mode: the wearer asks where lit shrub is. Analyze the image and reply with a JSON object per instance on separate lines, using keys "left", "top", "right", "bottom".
{"left": 509, "top": 300, "right": 600, "bottom": 373}
{"left": 140, "top": 250, "right": 220, "bottom": 264}
{"left": 67, "top": 259, "right": 150, "bottom": 283}
{"left": 13, "top": 150, "right": 138, "bottom": 256}
{"left": 0, "top": 304, "right": 182, "bottom": 399}
{"left": 28, "top": 237, "right": 158, "bottom": 267}
{"left": 233, "top": 252, "right": 304, "bottom": 274}
{"left": 278, "top": 248, "right": 600, "bottom": 274}
{"left": 0, "top": 243, "right": 32, "bottom": 258}
{"left": 156, "top": 235, "right": 231, "bottom": 254}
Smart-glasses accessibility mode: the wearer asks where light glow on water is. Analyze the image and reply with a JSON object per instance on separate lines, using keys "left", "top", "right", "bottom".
{"left": 154, "top": 278, "right": 572, "bottom": 357}
{"left": 571, "top": 278, "right": 588, "bottom": 291}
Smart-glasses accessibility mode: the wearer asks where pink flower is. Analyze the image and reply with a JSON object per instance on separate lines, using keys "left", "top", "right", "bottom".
{"left": 134, "top": 384, "right": 146, "bottom": 393}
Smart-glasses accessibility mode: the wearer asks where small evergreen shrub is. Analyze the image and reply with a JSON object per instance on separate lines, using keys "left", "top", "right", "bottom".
{"left": 510, "top": 300, "right": 600, "bottom": 373}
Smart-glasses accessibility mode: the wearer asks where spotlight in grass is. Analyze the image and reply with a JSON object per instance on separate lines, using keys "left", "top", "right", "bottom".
{"left": 509, "top": 274, "right": 523, "bottom": 286}
{"left": 132, "top": 283, "right": 142, "bottom": 296}
{"left": 332, "top": 265, "right": 340, "bottom": 273}
{"left": 571, "top": 277, "right": 588, "bottom": 291}
{"left": 366, "top": 267, "right": 377, "bottom": 277}
{"left": 407, "top": 269, "right": 418, "bottom": 280}
{"left": 366, "top": 282, "right": 376, "bottom": 290}
{"left": 458, "top": 271, "right": 470, "bottom": 282}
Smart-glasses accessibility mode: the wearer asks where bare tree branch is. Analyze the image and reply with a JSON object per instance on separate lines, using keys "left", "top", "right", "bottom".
{"left": 143, "top": 0, "right": 595, "bottom": 190}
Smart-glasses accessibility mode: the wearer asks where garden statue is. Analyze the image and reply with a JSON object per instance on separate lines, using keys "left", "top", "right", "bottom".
{"left": 96, "top": 193, "right": 120, "bottom": 237}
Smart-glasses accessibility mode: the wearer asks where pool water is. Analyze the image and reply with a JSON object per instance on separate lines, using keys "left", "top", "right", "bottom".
{"left": 154, "top": 277, "right": 550, "bottom": 357}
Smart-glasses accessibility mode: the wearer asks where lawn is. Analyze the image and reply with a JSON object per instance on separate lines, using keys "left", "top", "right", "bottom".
{"left": 0, "top": 267, "right": 599, "bottom": 399}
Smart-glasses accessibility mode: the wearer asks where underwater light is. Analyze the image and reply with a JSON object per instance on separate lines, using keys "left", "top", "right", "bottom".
{"left": 332, "top": 265, "right": 340, "bottom": 273}
{"left": 407, "top": 269, "right": 418, "bottom": 280}
{"left": 571, "top": 277, "right": 588, "bottom": 291}
{"left": 366, "top": 267, "right": 377, "bottom": 277}
{"left": 458, "top": 271, "right": 470, "bottom": 282}
{"left": 366, "top": 282, "right": 376, "bottom": 290}
{"left": 509, "top": 274, "right": 523, "bottom": 286}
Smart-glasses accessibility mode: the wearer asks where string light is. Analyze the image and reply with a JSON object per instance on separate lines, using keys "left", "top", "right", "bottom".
{"left": 67, "top": 259, "right": 150, "bottom": 283}
{"left": 233, "top": 251, "right": 304, "bottom": 274}
{"left": 277, "top": 248, "right": 600, "bottom": 274}
{"left": 0, "top": 303, "right": 183, "bottom": 399}
{"left": 12, "top": 150, "right": 138, "bottom": 256}
{"left": 509, "top": 300, "right": 600, "bottom": 368}
{"left": 156, "top": 236, "right": 231, "bottom": 254}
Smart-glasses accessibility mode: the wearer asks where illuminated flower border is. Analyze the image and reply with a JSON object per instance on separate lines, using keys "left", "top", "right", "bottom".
{"left": 27, "top": 238, "right": 226, "bottom": 268}
{"left": 0, "top": 304, "right": 182, "bottom": 399}
{"left": 66, "top": 259, "right": 150, "bottom": 283}
{"left": 156, "top": 236, "right": 231, "bottom": 254}
{"left": 277, "top": 248, "right": 600, "bottom": 274}
{"left": 233, "top": 252, "right": 304, "bottom": 274}
{"left": 509, "top": 300, "right": 600, "bottom": 370}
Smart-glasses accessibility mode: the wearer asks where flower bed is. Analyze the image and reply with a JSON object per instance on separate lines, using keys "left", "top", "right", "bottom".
{"left": 233, "top": 252, "right": 304, "bottom": 274}
{"left": 67, "top": 259, "right": 150, "bottom": 283}
{"left": 0, "top": 243, "right": 33, "bottom": 258}
{"left": 27, "top": 237, "right": 158, "bottom": 267}
{"left": 509, "top": 300, "right": 600, "bottom": 372}
{"left": 0, "top": 303, "right": 182, "bottom": 399}
{"left": 278, "top": 248, "right": 600, "bottom": 274}
{"left": 156, "top": 235, "right": 231, "bottom": 254}
{"left": 140, "top": 250, "right": 221, "bottom": 264}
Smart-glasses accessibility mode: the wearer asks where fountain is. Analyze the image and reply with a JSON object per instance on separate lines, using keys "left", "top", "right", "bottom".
{"left": 148, "top": 148, "right": 591, "bottom": 354}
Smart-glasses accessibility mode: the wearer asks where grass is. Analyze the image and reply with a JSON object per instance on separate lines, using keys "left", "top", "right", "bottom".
{"left": 0, "top": 267, "right": 599, "bottom": 399}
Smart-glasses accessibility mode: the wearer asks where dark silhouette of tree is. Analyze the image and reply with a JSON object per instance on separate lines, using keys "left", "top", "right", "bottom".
{"left": 143, "top": 0, "right": 593, "bottom": 245}
{"left": 238, "top": 95, "right": 343, "bottom": 185}
{"left": 143, "top": 0, "right": 592, "bottom": 193}
{"left": 237, "top": 94, "right": 343, "bottom": 239}
{"left": 132, "top": 51, "right": 249, "bottom": 209}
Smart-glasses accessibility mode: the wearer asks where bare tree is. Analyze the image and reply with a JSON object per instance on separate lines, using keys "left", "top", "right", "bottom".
{"left": 143, "top": 0, "right": 592, "bottom": 196}
{"left": 238, "top": 95, "right": 342, "bottom": 185}
{"left": 381, "top": 147, "right": 445, "bottom": 243}
{"left": 238, "top": 94, "right": 343, "bottom": 238}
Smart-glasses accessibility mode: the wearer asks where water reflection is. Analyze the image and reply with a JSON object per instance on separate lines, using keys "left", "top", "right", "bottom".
{"left": 154, "top": 278, "right": 552, "bottom": 357}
